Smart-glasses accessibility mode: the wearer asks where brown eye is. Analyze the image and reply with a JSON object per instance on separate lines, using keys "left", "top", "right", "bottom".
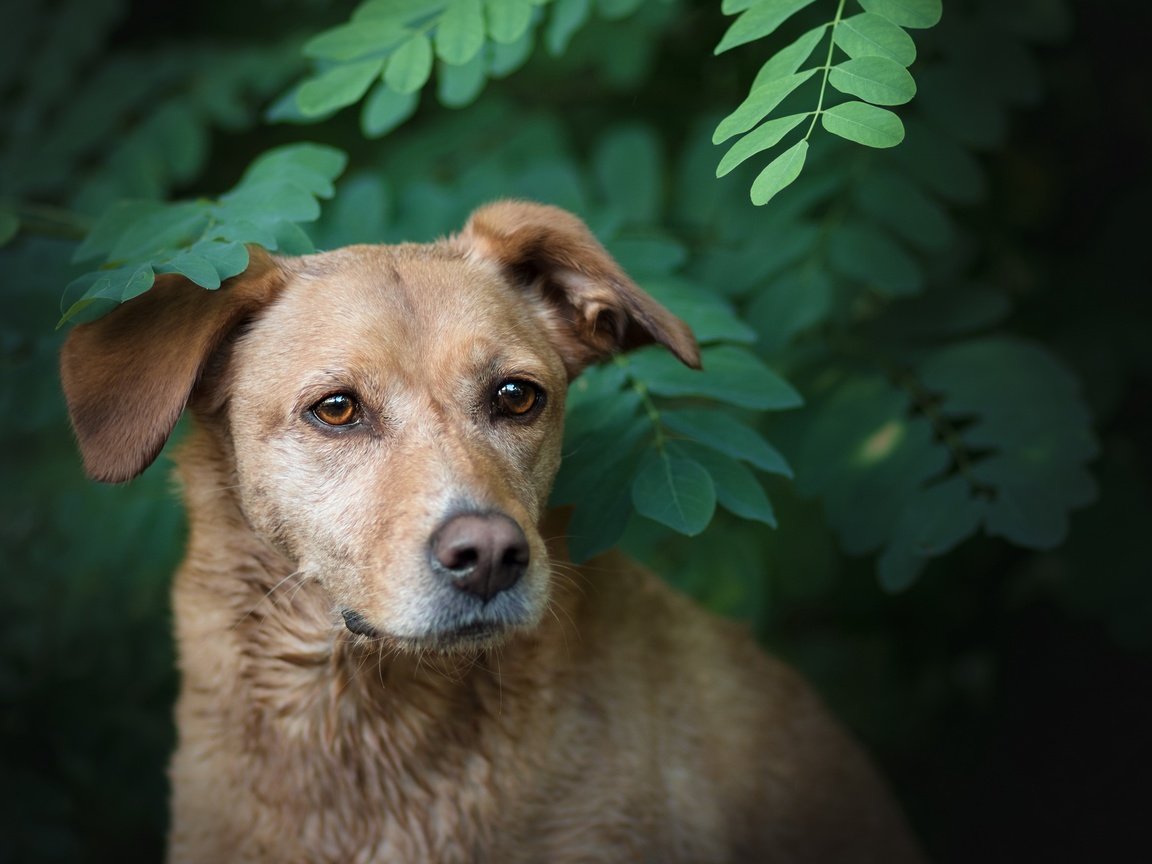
{"left": 311, "top": 393, "right": 360, "bottom": 427}
{"left": 493, "top": 380, "right": 543, "bottom": 419}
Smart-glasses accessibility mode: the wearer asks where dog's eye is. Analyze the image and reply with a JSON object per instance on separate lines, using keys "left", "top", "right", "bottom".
{"left": 493, "top": 380, "right": 543, "bottom": 419}
{"left": 311, "top": 393, "right": 360, "bottom": 427}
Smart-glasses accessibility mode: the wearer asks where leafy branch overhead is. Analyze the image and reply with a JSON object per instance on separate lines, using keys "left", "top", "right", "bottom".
{"left": 714, "top": 0, "right": 941, "bottom": 204}
{"left": 60, "top": 145, "right": 347, "bottom": 324}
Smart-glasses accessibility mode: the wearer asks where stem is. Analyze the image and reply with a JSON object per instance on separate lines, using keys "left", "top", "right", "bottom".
{"left": 7, "top": 202, "right": 93, "bottom": 241}
{"left": 804, "top": 0, "right": 847, "bottom": 141}
{"left": 614, "top": 356, "right": 666, "bottom": 449}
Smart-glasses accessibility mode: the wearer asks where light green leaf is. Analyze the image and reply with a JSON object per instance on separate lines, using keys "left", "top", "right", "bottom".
{"left": 297, "top": 57, "right": 385, "bottom": 116}
{"left": 546, "top": 0, "right": 589, "bottom": 54}
{"left": 436, "top": 0, "right": 485, "bottom": 64}
{"left": 834, "top": 12, "right": 917, "bottom": 65}
{"left": 626, "top": 344, "right": 803, "bottom": 411}
{"left": 193, "top": 240, "right": 249, "bottom": 281}
{"left": 714, "top": 69, "right": 816, "bottom": 144}
{"left": 750, "top": 24, "right": 827, "bottom": 89}
{"left": 828, "top": 56, "right": 916, "bottom": 105}
{"left": 304, "top": 20, "right": 409, "bottom": 61}
{"left": 717, "top": 112, "right": 808, "bottom": 177}
{"left": 597, "top": 0, "right": 645, "bottom": 19}
{"left": 361, "top": 81, "right": 420, "bottom": 136}
{"left": 715, "top": 0, "right": 818, "bottom": 55}
{"left": 240, "top": 144, "right": 348, "bottom": 198}
{"left": 661, "top": 409, "right": 792, "bottom": 476}
{"left": 632, "top": 449, "right": 716, "bottom": 536}
{"left": 486, "top": 0, "right": 533, "bottom": 44}
{"left": 751, "top": 139, "right": 808, "bottom": 206}
{"left": 437, "top": 54, "right": 487, "bottom": 107}
{"left": 488, "top": 27, "right": 534, "bottom": 76}
{"left": 386, "top": 33, "right": 434, "bottom": 93}
{"left": 820, "top": 100, "right": 904, "bottom": 147}
{"left": 858, "top": 0, "right": 942, "bottom": 29}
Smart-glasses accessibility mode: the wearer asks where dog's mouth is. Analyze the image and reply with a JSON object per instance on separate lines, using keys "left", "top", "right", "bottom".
{"left": 339, "top": 608, "right": 511, "bottom": 651}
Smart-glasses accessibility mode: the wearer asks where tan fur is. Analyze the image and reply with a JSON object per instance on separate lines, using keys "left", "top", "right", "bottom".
{"left": 61, "top": 202, "right": 924, "bottom": 863}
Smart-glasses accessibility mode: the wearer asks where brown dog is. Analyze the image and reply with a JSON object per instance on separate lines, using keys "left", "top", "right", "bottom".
{"left": 61, "top": 202, "right": 924, "bottom": 863}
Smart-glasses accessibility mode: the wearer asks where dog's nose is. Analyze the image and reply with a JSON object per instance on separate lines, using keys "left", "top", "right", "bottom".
{"left": 430, "top": 513, "right": 529, "bottom": 601}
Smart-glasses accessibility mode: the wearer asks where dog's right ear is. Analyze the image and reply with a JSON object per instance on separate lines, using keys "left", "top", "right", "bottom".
{"left": 60, "top": 249, "right": 286, "bottom": 483}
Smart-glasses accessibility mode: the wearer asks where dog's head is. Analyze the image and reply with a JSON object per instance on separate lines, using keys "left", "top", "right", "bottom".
{"left": 61, "top": 201, "right": 698, "bottom": 652}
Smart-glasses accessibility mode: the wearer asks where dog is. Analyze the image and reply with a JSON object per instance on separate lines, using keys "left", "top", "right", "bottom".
{"left": 60, "top": 201, "right": 924, "bottom": 863}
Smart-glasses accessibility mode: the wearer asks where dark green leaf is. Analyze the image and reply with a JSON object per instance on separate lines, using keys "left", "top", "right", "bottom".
{"left": 626, "top": 344, "right": 803, "bottom": 411}
{"left": 108, "top": 203, "right": 208, "bottom": 261}
{"left": 746, "top": 265, "right": 833, "bottom": 352}
{"left": 546, "top": 0, "right": 590, "bottom": 55}
{"left": 642, "top": 277, "right": 755, "bottom": 344}
{"left": 675, "top": 443, "right": 777, "bottom": 527}
{"left": 661, "top": 408, "right": 792, "bottom": 475}
{"left": 74, "top": 201, "right": 164, "bottom": 263}
{"left": 632, "top": 448, "right": 716, "bottom": 535}
{"left": 437, "top": 53, "right": 487, "bottom": 107}
{"left": 594, "top": 126, "right": 662, "bottom": 223}
{"left": 156, "top": 250, "right": 220, "bottom": 289}
{"left": 0, "top": 212, "right": 17, "bottom": 246}
{"left": 877, "top": 477, "right": 984, "bottom": 591}
{"left": 828, "top": 223, "right": 921, "bottom": 295}
{"left": 855, "top": 170, "right": 952, "bottom": 251}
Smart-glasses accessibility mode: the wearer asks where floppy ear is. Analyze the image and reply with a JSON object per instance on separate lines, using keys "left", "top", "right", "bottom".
{"left": 60, "top": 249, "right": 287, "bottom": 483}
{"left": 454, "top": 200, "right": 701, "bottom": 377}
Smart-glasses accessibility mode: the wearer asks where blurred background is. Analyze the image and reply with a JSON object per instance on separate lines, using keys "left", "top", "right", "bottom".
{"left": 2, "top": 0, "right": 1150, "bottom": 861}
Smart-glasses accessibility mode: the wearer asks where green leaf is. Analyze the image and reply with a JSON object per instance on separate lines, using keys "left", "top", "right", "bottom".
{"left": 486, "top": 0, "right": 533, "bottom": 44}
{"left": 362, "top": 81, "right": 420, "bottom": 136}
{"left": 156, "top": 250, "right": 220, "bottom": 289}
{"left": 74, "top": 201, "right": 163, "bottom": 263}
{"left": 386, "top": 33, "right": 434, "bottom": 93}
{"left": 219, "top": 181, "right": 320, "bottom": 224}
{"left": 304, "top": 20, "right": 409, "bottom": 61}
{"left": 594, "top": 126, "right": 662, "bottom": 223}
{"left": 877, "top": 476, "right": 984, "bottom": 591}
{"left": 858, "top": 0, "right": 942, "bottom": 29}
{"left": 546, "top": 0, "right": 590, "bottom": 55}
{"left": 661, "top": 409, "right": 792, "bottom": 476}
{"left": 834, "top": 12, "right": 917, "bottom": 65}
{"left": 746, "top": 266, "right": 833, "bottom": 352}
{"left": 828, "top": 56, "right": 916, "bottom": 106}
{"left": 828, "top": 223, "right": 921, "bottom": 295}
{"left": 626, "top": 344, "right": 803, "bottom": 411}
{"left": 108, "top": 203, "right": 208, "bottom": 261}
{"left": 676, "top": 443, "right": 777, "bottom": 527}
{"left": 717, "top": 112, "right": 808, "bottom": 178}
{"left": 193, "top": 240, "right": 249, "bottom": 280}
{"left": 715, "top": 0, "right": 818, "bottom": 55}
{"left": 632, "top": 449, "right": 716, "bottom": 536}
{"left": 0, "top": 211, "right": 17, "bottom": 246}
{"left": 855, "top": 170, "right": 952, "bottom": 251}
{"left": 714, "top": 69, "right": 816, "bottom": 144}
{"left": 488, "top": 27, "right": 534, "bottom": 76}
{"left": 750, "top": 24, "right": 826, "bottom": 89}
{"left": 750, "top": 139, "right": 808, "bottom": 206}
{"left": 240, "top": 144, "right": 348, "bottom": 198}
{"left": 436, "top": 0, "right": 486, "bottom": 64}
{"left": 642, "top": 277, "right": 755, "bottom": 344}
{"left": 437, "top": 53, "right": 487, "bottom": 107}
{"left": 597, "top": 0, "right": 645, "bottom": 20}
{"left": 567, "top": 483, "right": 633, "bottom": 563}
{"left": 297, "top": 57, "right": 385, "bottom": 116}
{"left": 820, "top": 100, "right": 904, "bottom": 147}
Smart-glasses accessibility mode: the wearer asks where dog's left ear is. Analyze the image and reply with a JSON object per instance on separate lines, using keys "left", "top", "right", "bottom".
{"left": 455, "top": 200, "right": 701, "bottom": 377}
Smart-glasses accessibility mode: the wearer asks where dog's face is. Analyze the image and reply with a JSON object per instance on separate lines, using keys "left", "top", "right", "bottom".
{"left": 225, "top": 246, "right": 568, "bottom": 648}
{"left": 60, "top": 201, "right": 699, "bottom": 652}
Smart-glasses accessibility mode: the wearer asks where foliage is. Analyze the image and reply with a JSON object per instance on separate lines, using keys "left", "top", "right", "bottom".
{"left": 2, "top": 0, "right": 1151, "bottom": 861}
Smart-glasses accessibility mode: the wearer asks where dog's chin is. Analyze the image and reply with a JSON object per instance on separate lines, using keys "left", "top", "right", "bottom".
{"left": 341, "top": 609, "right": 537, "bottom": 655}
